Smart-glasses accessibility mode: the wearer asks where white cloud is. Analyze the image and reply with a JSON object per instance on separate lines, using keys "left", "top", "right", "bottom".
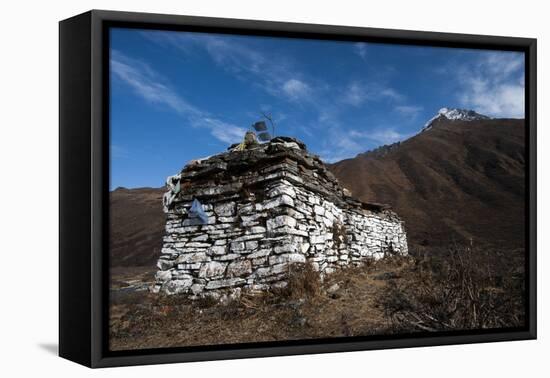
{"left": 344, "top": 82, "right": 368, "bottom": 106}
{"left": 483, "top": 52, "right": 524, "bottom": 77}
{"left": 457, "top": 52, "right": 525, "bottom": 118}
{"left": 354, "top": 42, "right": 368, "bottom": 60}
{"left": 111, "top": 50, "right": 246, "bottom": 144}
{"left": 282, "top": 79, "right": 311, "bottom": 100}
{"left": 460, "top": 80, "right": 524, "bottom": 118}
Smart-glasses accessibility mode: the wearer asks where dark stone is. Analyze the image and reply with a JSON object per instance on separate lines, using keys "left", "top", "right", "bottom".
{"left": 227, "top": 143, "right": 240, "bottom": 150}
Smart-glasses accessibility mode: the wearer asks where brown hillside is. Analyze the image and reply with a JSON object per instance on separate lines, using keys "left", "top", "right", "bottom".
{"left": 109, "top": 187, "right": 165, "bottom": 267}
{"left": 328, "top": 118, "right": 526, "bottom": 250}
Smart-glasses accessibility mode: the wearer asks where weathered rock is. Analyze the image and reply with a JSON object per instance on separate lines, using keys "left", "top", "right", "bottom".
{"left": 205, "top": 278, "right": 246, "bottom": 290}
{"left": 268, "top": 185, "right": 296, "bottom": 199}
{"left": 190, "top": 283, "right": 205, "bottom": 295}
{"left": 326, "top": 283, "right": 340, "bottom": 294}
{"left": 269, "top": 253, "right": 306, "bottom": 265}
{"left": 214, "top": 202, "right": 236, "bottom": 216}
{"left": 248, "top": 249, "right": 271, "bottom": 259}
{"left": 162, "top": 279, "right": 193, "bottom": 294}
{"left": 191, "top": 234, "right": 209, "bottom": 242}
{"left": 155, "top": 270, "right": 172, "bottom": 283}
{"left": 157, "top": 258, "right": 174, "bottom": 271}
{"left": 226, "top": 260, "right": 252, "bottom": 277}
{"left": 230, "top": 241, "right": 246, "bottom": 252}
{"left": 209, "top": 245, "right": 226, "bottom": 255}
{"left": 267, "top": 215, "right": 297, "bottom": 230}
{"left": 198, "top": 261, "right": 226, "bottom": 278}
{"left": 245, "top": 240, "right": 259, "bottom": 250}
{"left": 175, "top": 252, "right": 208, "bottom": 264}
{"left": 185, "top": 242, "right": 212, "bottom": 248}
{"left": 257, "top": 194, "right": 294, "bottom": 210}
{"left": 247, "top": 226, "right": 267, "bottom": 234}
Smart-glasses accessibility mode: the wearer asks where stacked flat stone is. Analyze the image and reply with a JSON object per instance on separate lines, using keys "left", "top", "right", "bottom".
{"left": 152, "top": 136, "right": 408, "bottom": 297}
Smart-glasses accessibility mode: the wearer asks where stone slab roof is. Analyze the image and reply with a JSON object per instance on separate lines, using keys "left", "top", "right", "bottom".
{"left": 169, "top": 136, "right": 393, "bottom": 216}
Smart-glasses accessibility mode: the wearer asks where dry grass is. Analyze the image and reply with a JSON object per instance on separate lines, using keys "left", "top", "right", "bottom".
{"left": 275, "top": 262, "right": 321, "bottom": 300}
{"left": 109, "top": 246, "right": 525, "bottom": 351}
{"left": 378, "top": 244, "right": 525, "bottom": 332}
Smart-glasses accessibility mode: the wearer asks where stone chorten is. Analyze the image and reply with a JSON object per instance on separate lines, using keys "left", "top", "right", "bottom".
{"left": 153, "top": 136, "right": 408, "bottom": 297}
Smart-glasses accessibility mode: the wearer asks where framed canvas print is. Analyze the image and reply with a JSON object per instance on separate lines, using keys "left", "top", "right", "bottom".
{"left": 59, "top": 10, "right": 536, "bottom": 368}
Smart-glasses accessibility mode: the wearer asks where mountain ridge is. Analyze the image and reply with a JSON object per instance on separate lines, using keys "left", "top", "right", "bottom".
{"left": 421, "top": 107, "right": 491, "bottom": 132}
{"left": 329, "top": 115, "right": 525, "bottom": 251}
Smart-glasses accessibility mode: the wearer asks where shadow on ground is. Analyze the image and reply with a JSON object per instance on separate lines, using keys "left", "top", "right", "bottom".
{"left": 38, "top": 343, "right": 58, "bottom": 356}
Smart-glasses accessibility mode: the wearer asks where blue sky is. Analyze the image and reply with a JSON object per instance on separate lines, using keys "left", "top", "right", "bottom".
{"left": 110, "top": 28, "right": 525, "bottom": 190}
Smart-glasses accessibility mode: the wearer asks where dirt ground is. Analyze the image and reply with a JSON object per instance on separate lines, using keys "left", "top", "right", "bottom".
{"left": 109, "top": 259, "right": 408, "bottom": 351}
{"left": 109, "top": 247, "right": 525, "bottom": 351}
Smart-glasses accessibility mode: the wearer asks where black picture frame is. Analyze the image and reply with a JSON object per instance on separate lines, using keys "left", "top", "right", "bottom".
{"left": 59, "top": 9, "right": 537, "bottom": 368}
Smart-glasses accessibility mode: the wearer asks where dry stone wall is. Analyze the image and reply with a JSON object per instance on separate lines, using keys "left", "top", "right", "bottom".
{"left": 152, "top": 137, "right": 408, "bottom": 297}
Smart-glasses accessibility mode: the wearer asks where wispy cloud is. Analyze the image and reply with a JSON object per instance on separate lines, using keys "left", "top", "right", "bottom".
{"left": 342, "top": 81, "right": 405, "bottom": 107}
{"left": 111, "top": 51, "right": 202, "bottom": 116}
{"left": 110, "top": 144, "right": 129, "bottom": 159}
{"left": 319, "top": 130, "right": 365, "bottom": 163}
{"left": 143, "top": 31, "right": 321, "bottom": 105}
{"left": 110, "top": 50, "right": 246, "bottom": 144}
{"left": 344, "top": 82, "right": 369, "bottom": 106}
{"left": 394, "top": 105, "right": 423, "bottom": 118}
{"left": 354, "top": 42, "right": 368, "bottom": 60}
{"left": 457, "top": 52, "right": 525, "bottom": 118}
{"left": 379, "top": 88, "right": 405, "bottom": 102}
{"left": 318, "top": 122, "right": 412, "bottom": 163}
{"left": 350, "top": 128, "right": 412, "bottom": 145}
{"left": 282, "top": 79, "right": 311, "bottom": 100}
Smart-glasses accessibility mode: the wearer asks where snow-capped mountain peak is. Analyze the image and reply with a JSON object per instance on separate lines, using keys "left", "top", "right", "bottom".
{"left": 422, "top": 108, "right": 491, "bottom": 132}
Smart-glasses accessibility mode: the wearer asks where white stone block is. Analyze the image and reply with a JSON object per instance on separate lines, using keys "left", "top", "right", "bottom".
{"left": 198, "top": 261, "right": 227, "bottom": 278}
{"left": 268, "top": 185, "right": 296, "bottom": 199}
{"left": 175, "top": 252, "right": 208, "bottom": 264}
{"left": 205, "top": 278, "right": 245, "bottom": 290}
{"left": 155, "top": 270, "right": 172, "bottom": 283}
{"left": 267, "top": 215, "right": 297, "bottom": 230}
{"left": 162, "top": 279, "right": 193, "bottom": 294}
{"left": 247, "top": 226, "right": 267, "bottom": 234}
{"left": 314, "top": 205, "right": 325, "bottom": 216}
{"left": 209, "top": 245, "right": 226, "bottom": 255}
{"left": 214, "top": 202, "right": 236, "bottom": 216}
{"left": 227, "top": 260, "right": 252, "bottom": 277}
